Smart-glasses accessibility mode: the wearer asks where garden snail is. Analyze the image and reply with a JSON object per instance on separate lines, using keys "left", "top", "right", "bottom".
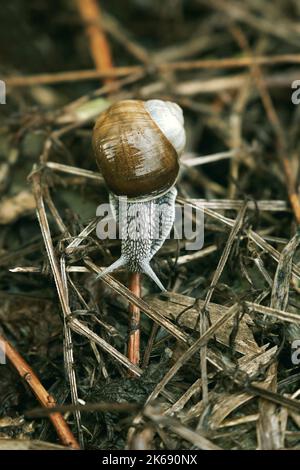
{"left": 93, "top": 99, "right": 186, "bottom": 291}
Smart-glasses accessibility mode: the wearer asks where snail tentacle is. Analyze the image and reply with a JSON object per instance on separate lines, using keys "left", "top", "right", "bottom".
{"left": 139, "top": 260, "right": 166, "bottom": 291}
{"left": 95, "top": 256, "right": 127, "bottom": 281}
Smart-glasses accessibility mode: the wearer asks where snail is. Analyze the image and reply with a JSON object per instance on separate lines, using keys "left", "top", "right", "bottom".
{"left": 93, "top": 99, "right": 186, "bottom": 291}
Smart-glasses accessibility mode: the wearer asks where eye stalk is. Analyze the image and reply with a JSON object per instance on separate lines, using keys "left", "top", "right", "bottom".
{"left": 93, "top": 99, "right": 186, "bottom": 290}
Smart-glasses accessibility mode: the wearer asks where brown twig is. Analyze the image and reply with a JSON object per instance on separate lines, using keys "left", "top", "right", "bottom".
{"left": 127, "top": 272, "right": 141, "bottom": 370}
{"left": 4, "top": 54, "right": 300, "bottom": 87}
{"left": 76, "top": 0, "right": 114, "bottom": 85}
{"left": 0, "top": 334, "right": 79, "bottom": 449}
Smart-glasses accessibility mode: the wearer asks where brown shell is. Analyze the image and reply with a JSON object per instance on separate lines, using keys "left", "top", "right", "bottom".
{"left": 92, "top": 100, "right": 179, "bottom": 199}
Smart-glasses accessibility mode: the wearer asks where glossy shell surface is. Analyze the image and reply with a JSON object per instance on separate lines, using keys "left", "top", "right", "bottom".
{"left": 92, "top": 100, "right": 181, "bottom": 199}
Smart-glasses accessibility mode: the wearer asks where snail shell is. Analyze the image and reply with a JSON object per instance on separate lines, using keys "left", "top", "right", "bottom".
{"left": 92, "top": 99, "right": 185, "bottom": 200}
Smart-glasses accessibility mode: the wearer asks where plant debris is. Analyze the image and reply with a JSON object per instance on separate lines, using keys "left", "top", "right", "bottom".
{"left": 0, "top": 0, "right": 300, "bottom": 451}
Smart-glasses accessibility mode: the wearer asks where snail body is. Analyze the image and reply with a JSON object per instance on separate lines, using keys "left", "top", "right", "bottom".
{"left": 93, "top": 99, "right": 186, "bottom": 290}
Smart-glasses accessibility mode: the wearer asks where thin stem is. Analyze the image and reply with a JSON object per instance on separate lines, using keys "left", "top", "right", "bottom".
{"left": 5, "top": 53, "right": 300, "bottom": 87}
{"left": 76, "top": 0, "right": 114, "bottom": 85}
{"left": 0, "top": 334, "right": 80, "bottom": 449}
{"left": 128, "top": 272, "right": 141, "bottom": 371}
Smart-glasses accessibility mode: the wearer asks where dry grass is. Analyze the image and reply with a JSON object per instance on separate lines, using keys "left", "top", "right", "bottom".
{"left": 0, "top": 0, "right": 300, "bottom": 450}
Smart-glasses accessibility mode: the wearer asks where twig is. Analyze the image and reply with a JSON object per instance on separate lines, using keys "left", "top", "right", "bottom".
{"left": 76, "top": 0, "right": 114, "bottom": 85}
{"left": 127, "top": 273, "right": 141, "bottom": 370}
{"left": 161, "top": 291, "right": 300, "bottom": 326}
{"left": 177, "top": 198, "right": 300, "bottom": 279}
{"left": 203, "top": 202, "right": 248, "bottom": 309}
{"left": 69, "top": 317, "right": 142, "bottom": 377}
{"left": 172, "top": 70, "right": 300, "bottom": 96}
{"left": 161, "top": 54, "right": 300, "bottom": 71}
{"left": 46, "top": 161, "right": 104, "bottom": 182}
{"left": 182, "top": 149, "right": 237, "bottom": 166}
{"left": 4, "top": 67, "right": 139, "bottom": 87}
{"left": 27, "top": 402, "right": 140, "bottom": 417}
{"left": 0, "top": 334, "right": 79, "bottom": 449}
{"left": 4, "top": 54, "right": 300, "bottom": 87}
{"left": 85, "top": 258, "right": 188, "bottom": 343}
{"left": 30, "top": 167, "right": 84, "bottom": 446}
{"left": 186, "top": 199, "right": 288, "bottom": 211}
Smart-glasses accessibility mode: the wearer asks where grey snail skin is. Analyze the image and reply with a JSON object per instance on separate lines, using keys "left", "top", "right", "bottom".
{"left": 92, "top": 99, "right": 186, "bottom": 291}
